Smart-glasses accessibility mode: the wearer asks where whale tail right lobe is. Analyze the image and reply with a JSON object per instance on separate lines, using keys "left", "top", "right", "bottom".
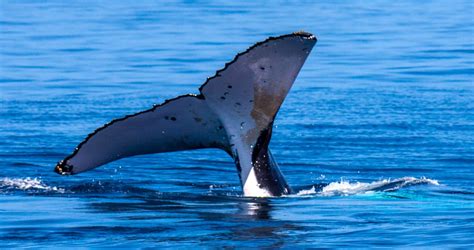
{"left": 55, "top": 32, "right": 317, "bottom": 197}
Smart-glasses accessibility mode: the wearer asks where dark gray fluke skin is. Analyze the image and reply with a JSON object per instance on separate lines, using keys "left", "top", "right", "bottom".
{"left": 55, "top": 32, "right": 317, "bottom": 197}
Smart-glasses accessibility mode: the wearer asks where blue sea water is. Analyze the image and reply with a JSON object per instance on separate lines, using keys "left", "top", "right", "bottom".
{"left": 1, "top": 0, "right": 473, "bottom": 248}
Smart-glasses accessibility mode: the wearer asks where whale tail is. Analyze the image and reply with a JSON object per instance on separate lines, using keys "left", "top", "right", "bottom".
{"left": 55, "top": 32, "right": 317, "bottom": 197}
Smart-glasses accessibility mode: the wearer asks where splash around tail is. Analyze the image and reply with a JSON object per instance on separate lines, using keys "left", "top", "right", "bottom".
{"left": 293, "top": 177, "right": 439, "bottom": 197}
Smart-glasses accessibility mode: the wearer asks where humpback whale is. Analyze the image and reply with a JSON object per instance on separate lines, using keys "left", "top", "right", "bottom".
{"left": 55, "top": 31, "right": 317, "bottom": 197}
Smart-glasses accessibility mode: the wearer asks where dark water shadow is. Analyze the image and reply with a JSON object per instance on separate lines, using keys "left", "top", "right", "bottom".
{"left": 71, "top": 183, "right": 306, "bottom": 246}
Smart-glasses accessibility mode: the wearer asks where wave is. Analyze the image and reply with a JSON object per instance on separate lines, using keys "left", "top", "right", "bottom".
{"left": 0, "top": 176, "right": 439, "bottom": 198}
{"left": 0, "top": 177, "right": 65, "bottom": 193}
{"left": 295, "top": 177, "right": 439, "bottom": 197}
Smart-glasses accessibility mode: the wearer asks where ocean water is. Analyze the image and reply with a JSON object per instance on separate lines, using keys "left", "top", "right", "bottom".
{"left": 1, "top": 1, "right": 473, "bottom": 248}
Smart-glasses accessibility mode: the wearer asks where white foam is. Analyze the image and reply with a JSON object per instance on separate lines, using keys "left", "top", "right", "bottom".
{"left": 0, "top": 177, "right": 65, "bottom": 193}
{"left": 295, "top": 177, "right": 439, "bottom": 197}
{"left": 296, "top": 186, "right": 317, "bottom": 195}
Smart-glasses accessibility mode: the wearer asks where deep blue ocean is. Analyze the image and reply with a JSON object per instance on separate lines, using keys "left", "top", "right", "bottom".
{"left": 1, "top": 1, "right": 473, "bottom": 248}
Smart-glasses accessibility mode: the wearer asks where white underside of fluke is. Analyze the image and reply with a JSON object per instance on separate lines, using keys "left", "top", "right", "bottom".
{"left": 243, "top": 168, "right": 272, "bottom": 197}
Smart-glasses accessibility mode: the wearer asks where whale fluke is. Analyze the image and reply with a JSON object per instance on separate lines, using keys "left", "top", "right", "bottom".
{"left": 55, "top": 32, "right": 317, "bottom": 197}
